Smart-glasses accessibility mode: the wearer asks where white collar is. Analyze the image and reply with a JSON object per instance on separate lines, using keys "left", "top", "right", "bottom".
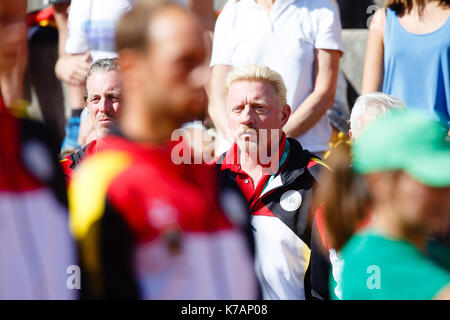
{"left": 244, "top": 0, "right": 298, "bottom": 8}
{"left": 245, "top": 0, "right": 299, "bottom": 17}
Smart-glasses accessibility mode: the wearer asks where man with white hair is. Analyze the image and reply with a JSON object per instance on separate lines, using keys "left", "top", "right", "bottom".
{"left": 218, "top": 64, "right": 328, "bottom": 300}
{"left": 312, "top": 92, "right": 407, "bottom": 300}
{"left": 349, "top": 92, "right": 407, "bottom": 140}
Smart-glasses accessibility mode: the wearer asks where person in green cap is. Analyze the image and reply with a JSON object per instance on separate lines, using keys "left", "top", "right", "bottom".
{"left": 316, "top": 110, "right": 450, "bottom": 300}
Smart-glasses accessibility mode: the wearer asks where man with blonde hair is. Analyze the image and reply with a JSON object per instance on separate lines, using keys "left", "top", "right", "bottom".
{"left": 217, "top": 64, "right": 329, "bottom": 300}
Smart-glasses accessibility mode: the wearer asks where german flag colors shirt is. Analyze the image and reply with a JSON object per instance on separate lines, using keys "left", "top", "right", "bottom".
{"left": 68, "top": 133, "right": 258, "bottom": 299}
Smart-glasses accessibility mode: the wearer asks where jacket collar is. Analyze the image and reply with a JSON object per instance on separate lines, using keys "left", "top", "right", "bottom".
{"left": 220, "top": 135, "right": 314, "bottom": 187}
{"left": 279, "top": 138, "right": 314, "bottom": 185}
{"left": 221, "top": 132, "right": 288, "bottom": 174}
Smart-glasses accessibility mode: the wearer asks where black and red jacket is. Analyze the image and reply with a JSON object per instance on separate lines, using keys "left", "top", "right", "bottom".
{"left": 60, "top": 139, "right": 100, "bottom": 184}
{"left": 217, "top": 136, "right": 329, "bottom": 300}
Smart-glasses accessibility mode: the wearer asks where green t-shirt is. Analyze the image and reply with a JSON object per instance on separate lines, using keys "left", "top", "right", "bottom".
{"left": 336, "top": 231, "right": 450, "bottom": 300}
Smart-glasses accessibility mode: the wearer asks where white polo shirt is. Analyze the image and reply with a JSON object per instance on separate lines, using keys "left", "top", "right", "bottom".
{"left": 211, "top": 0, "right": 343, "bottom": 153}
{"left": 66, "top": 0, "right": 188, "bottom": 62}
{"left": 65, "top": 0, "right": 135, "bottom": 62}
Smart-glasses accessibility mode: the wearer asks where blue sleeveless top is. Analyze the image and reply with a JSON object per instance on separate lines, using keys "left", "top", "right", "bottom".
{"left": 383, "top": 8, "right": 450, "bottom": 127}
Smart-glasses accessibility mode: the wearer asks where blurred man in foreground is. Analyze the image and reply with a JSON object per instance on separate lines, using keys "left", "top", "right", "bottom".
{"left": 0, "top": 0, "right": 76, "bottom": 299}
{"left": 69, "top": 0, "right": 257, "bottom": 299}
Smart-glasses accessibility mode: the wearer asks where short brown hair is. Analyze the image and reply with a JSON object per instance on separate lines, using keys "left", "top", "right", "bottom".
{"left": 386, "top": 0, "right": 449, "bottom": 16}
{"left": 115, "top": 0, "right": 184, "bottom": 53}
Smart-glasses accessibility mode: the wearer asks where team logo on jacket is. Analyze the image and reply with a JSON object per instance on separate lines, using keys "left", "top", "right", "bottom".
{"left": 280, "top": 190, "right": 302, "bottom": 212}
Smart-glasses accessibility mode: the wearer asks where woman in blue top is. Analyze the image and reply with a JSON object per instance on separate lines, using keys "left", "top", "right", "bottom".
{"left": 362, "top": 0, "right": 450, "bottom": 127}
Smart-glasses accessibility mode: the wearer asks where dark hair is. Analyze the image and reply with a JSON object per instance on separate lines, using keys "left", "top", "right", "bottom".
{"left": 386, "top": 0, "right": 450, "bottom": 17}
{"left": 115, "top": 0, "right": 186, "bottom": 53}
{"left": 314, "top": 143, "right": 371, "bottom": 251}
{"left": 84, "top": 58, "right": 119, "bottom": 101}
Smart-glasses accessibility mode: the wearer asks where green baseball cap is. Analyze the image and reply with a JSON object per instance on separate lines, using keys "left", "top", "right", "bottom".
{"left": 352, "top": 110, "right": 450, "bottom": 187}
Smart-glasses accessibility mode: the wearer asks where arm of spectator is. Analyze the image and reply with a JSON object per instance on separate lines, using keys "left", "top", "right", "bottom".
{"left": 55, "top": 52, "right": 91, "bottom": 86}
{"left": 208, "top": 64, "right": 233, "bottom": 143}
{"left": 65, "top": 80, "right": 86, "bottom": 113}
{"left": 52, "top": 1, "right": 70, "bottom": 58}
{"left": 54, "top": 0, "right": 91, "bottom": 86}
{"left": 283, "top": 49, "right": 341, "bottom": 139}
{"left": 0, "top": 41, "right": 27, "bottom": 107}
{"left": 361, "top": 8, "right": 385, "bottom": 94}
{"left": 208, "top": 4, "right": 236, "bottom": 144}
{"left": 0, "top": 19, "right": 28, "bottom": 107}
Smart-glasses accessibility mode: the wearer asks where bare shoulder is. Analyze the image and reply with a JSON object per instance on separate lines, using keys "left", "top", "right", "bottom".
{"left": 369, "top": 7, "right": 386, "bottom": 32}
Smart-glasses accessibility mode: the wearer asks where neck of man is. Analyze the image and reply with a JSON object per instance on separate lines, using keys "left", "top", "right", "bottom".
{"left": 256, "top": 0, "right": 275, "bottom": 12}
{"left": 239, "top": 136, "right": 282, "bottom": 186}
{"left": 369, "top": 205, "right": 428, "bottom": 252}
{"left": 119, "top": 93, "right": 180, "bottom": 145}
{"left": 240, "top": 148, "right": 262, "bottom": 185}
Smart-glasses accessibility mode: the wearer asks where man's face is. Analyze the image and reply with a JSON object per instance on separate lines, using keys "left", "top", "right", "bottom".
{"left": 0, "top": 0, "right": 27, "bottom": 73}
{"left": 138, "top": 8, "right": 208, "bottom": 124}
{"left": 226, "top": 80, "right": 290, "bottom": 153}
{"left": 86, "top": 71, "right": 122, "bottom": 139}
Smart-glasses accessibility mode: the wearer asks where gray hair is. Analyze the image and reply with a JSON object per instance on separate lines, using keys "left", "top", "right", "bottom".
{"left": 350, "top": 92, "right": 407, "bottom": 140}
{"left": 84, "top": 58, "right": 119, "bottom": 101}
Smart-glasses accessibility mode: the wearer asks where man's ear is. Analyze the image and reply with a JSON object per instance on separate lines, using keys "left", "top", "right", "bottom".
{"left": 281, "top": 104, "right": 291, "bottom": 126}
{"left": 349, "top": 129, "right": 353, "bottom": 140}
